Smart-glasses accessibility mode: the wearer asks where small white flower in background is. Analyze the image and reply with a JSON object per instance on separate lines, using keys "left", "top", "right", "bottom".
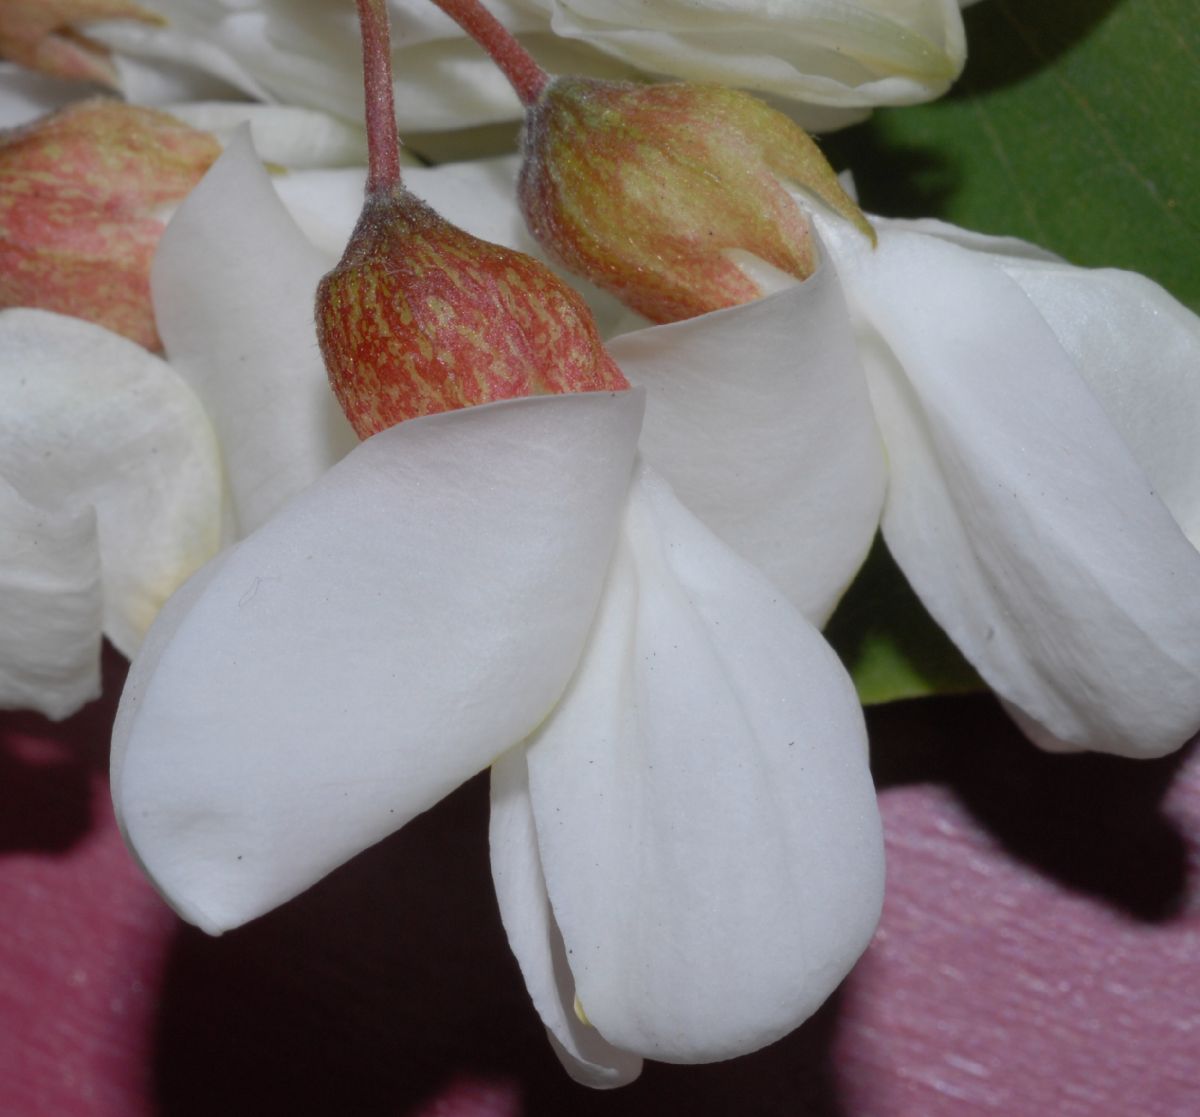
{"left": 0, "top": 95, "right": 363, "bottom": 719}
{"left": 77, "top": 0, "right": 970, "bottom": 132}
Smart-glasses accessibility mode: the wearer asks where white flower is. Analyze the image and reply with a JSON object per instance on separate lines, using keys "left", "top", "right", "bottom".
{"left": 0, "top": 121, "right": 359, "bottom": 720}
{"left": 811, "top": 212, "right": 1200, "bottom": 757}
{"left": 109, "top": 138, "right": 885, "bottom": 1086}
{"left": 83, "top": 0, "right": 968, "bottom": 132}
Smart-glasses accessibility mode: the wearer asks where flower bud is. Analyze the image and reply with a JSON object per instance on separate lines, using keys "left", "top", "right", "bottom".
{"left": 0, "top": 0, "right": 161, "bottom": 88}
{"left": 519, "top": 77, "right": 874, "bottom": 323}
{"left": 316, "top": 185, "right": 629, "bottom": 440}
{"left": 0, "top": 98, "right": 220, "bottom": 349}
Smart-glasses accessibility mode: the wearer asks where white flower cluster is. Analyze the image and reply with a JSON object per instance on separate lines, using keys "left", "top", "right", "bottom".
{"left": 2, "top": 0, "right": 1198, "bottom": 1090}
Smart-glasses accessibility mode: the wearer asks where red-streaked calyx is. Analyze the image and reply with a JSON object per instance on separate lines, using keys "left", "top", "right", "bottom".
{"left": 316, "top": 187, "right": 628, "bottom": 440}
{"left": 0, "top": 98, "right": 220, "bottom": 349}
{"left": 316, "top": 0, "right": 627, "bottom": 441}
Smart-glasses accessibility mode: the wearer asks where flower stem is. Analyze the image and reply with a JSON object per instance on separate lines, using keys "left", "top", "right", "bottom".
{"left": 426, "top": 0, "right": 549, "bottom": 106}
{"left": 356, "top": 0, "right": 402, "bottom": 194}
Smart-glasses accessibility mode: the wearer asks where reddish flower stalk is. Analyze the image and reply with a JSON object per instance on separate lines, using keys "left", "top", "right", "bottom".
{"left": 356, "top": 0, "right": 402, "bottom": 194}
{"left": 425, "top": 0, "right": 549, "bottom": 106}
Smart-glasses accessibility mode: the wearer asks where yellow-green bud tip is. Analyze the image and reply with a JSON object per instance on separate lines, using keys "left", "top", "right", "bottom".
{"left": 518, "top": 77, "right": 874, "bottom": 324}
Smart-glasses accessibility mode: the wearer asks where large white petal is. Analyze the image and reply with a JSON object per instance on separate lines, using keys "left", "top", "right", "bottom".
{"left": 609, "top": 248, "right": 885, "bottom": 625}
{"left": 0, "top": 309, "right": 221, "bottom": 657}
{"left": 153, "top": 128, "right": 356, "bottom": 539}
{"left": 820, "top": 217, "right": 1200, "bottom": 757}
{"left": 525, "top": 464, "right": 883, "bottom": 1061}
{"left": 489, "top": 750, "right": 644, "bottom": 1088}
{"left": 112, "top": 390, "right": 643, "bottom": 935}
{"left": 0, "top": 475, "right": 102, "bottom": 720}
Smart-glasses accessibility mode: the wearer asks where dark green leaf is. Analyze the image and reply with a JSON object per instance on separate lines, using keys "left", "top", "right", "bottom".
{"left": 824, "top": 0, "right": 1200, "bottom": 310}
{"left": 825, "top": 537, "right": 983, "bottom": 706}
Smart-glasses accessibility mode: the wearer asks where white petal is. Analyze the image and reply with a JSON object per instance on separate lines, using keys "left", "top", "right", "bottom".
{"left": 112, "top": 390, "right": 644, "bottom": 935}
{"left": 610, "top": 249, "right": 885, "bottom": 624}
{"left": 998, "top": 262, "right": 1200, "bottom": 549}
{"left": 270, "top": 157, "right": 527, "bottom": 267}
{"left": 153, "top": 128, "right": 357, "bottom": 538}
{"left": 162, "top": 102, "right": 368, "bottom": 168}
{"left": 267, "top": 167, "right": 366, "bottom": 264}
{"left": 0, "top": 309, "right": 222, "bottom": 657}
{"left": 875, "top": 218, "right": 1200, "bottom": 547}
{"left": 489, "top": 750, "right": 644, "bottom": 1088}
{"left": 0, "top": 475, "right": 102, "bottom": 720}
{"left": 873, "top": 214, "right": 1063, "bottom": 263}
{"left": 530, "top": 0, "right": 966, "bottom": 108}
{"left": 821, "top": 217, "right": 1200, "bottom": 757}
{"left": 525, "top": 464, "right": 883, "bottom": 1062}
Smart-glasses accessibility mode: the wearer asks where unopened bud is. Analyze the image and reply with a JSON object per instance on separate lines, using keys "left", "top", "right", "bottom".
{"left": 519, "top": 77, "right": 874, "bottom": 323}
{"left": 0, "top": 99, "right": 220, "bottom": 349}
{"left": 0, "top": 0, "right": 161, "bottom": 88}
{"left": 316, "top": 185, "right": 628, "bottom": 440}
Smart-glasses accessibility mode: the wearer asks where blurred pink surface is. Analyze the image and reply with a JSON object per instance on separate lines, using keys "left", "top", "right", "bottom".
{"left": 2, "top": 651, "right": 1198, "bottom": 1115}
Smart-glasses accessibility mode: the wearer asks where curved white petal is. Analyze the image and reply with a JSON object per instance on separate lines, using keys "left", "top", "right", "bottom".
{"left": 162, "top": 102, "right": 368, "bottom": 168}
{"left": 525, "top": 463, "right": 883, "bottom": 1062}
{"left": 820, "top": 216, "right": 1200, "bottom": 757}
{"left": 0, "top": 476, "right": 102, "bottom": 720}
{"left": 0, "top": 309, "right": 222, "bottom": 657}
{"left": 153, "top": 128, "right": 356, "bottom": 539}
{"left": 873, "top": 214, "right": 1063, "bottom": 264}
{"left": 529, "top": 0, "right": 966, "bottom": 108}
{"left": 609, "top": 248, "right": 885, "bottom": 625}
{"left": 489, "top": 750, "right": 644, "bottom": 1088}
{"left": 112, "top": 390, "right": 644, "bottom": 935}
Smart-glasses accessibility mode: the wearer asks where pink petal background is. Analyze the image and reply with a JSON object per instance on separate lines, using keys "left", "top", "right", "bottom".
{"left": 3, "top": 649, "right": 1198, "bottom": 1115}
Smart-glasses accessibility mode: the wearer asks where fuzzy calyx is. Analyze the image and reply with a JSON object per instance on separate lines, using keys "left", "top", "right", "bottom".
{"left": 316, "top": 186, "right": 628, "bottom": 439}
{"left": 0, "top": 98, "right": 220, "bottom": 349}
{"left": 519, "top": 77, "right": 874, "bottom": 323}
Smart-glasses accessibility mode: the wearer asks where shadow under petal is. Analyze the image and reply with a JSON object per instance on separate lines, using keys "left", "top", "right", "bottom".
{"left": 868, "top": 694, "right": 1191, "bottom": 922}
{"left": 150, "top": 769, "right": 849, "bottom": 1116}
{"left": 0, "top": 643, "right": 127, "bottom": 855}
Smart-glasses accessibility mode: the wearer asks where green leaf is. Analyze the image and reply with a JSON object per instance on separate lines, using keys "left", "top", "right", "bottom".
{"left": 825, "top": 537, "right": 982, "bottom": 706}
{"left": 824, "top": 0, "right": 1200, "bottom": 310}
